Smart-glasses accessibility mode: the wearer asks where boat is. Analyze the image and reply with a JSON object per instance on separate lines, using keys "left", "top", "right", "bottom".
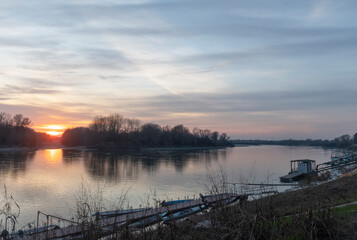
{"left": 93, "top": 207, "right": 152, "bottom": 220}
{"left": 280, "top": 159, "right": 317, "bottom": 182}
{"left": 162, "top": 204, "right": 206, "bottom": 223}
{"left": 331, "top": 150, "right": 353, "bottom": 162}
{"left": 165, "top": 199, "right": 193, "bottom": 205}
{"left": 8, "top": 225, "right": 60, "bottom": 238}
{"left": 128, "top": 212, "right": 168, "bottom": 228}
{"left": 209, "top": 195, "right": 240, "bottom": 209}
{"left": 221, "top": 196, "right": 240, "bottom": 205}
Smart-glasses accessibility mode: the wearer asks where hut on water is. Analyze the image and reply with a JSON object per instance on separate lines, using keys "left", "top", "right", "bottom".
{"left": 280, "top": 159, "right": 316, "bottom": 182}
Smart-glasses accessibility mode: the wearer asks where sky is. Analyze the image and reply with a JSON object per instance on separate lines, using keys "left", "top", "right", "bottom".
{"left": 1, "top": 0, "right": 357, "bottom": 139}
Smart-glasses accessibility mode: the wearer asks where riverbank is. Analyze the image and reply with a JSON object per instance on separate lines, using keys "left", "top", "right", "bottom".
{"left": 140, "top": 146, "right": 230, "bottom": 151}
{"left": 347, "top": 144, "right": 357, "bottom": 151}
{"left": 0, "top": 145, "right": 232, "bottom": 152}
{"left": 0, "top": 145, "right": 88, "bottom": 152}
{"left": 0, "top": 147, "right": 37, "bottom": 152}
{"left": 122, "top": 169, "right": 357, "bottom": 239}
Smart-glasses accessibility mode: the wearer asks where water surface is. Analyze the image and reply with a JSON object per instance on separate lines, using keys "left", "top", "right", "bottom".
{"left": 0, "top": 145, "right": 332, "bottom": 227}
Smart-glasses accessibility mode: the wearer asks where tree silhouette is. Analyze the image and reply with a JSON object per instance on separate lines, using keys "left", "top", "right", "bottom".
{"left": 61, "top": 114, "right": 233, "bottom": 148}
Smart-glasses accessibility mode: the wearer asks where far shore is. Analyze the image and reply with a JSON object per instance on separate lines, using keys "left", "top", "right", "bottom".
{"left": 139, "top": 146, "right": 229, "bottom": 151}
{"left": 0, "top": 145, "right": 233, "bottom": 152}
{"left": 0, "top": 145, "right": 87, "bottom": 152}
{"left": 2, "top": 144, "right": 351, "bottom": 152}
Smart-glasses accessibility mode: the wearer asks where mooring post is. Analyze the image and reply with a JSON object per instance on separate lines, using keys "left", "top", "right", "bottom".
{"left": 46, "top": 215, "right": 49, "bottom": 231}
{"left": 36, "top": 211, "right": 40, "bottom": 233}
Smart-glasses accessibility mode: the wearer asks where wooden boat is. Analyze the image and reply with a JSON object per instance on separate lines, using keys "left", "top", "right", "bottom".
{"left": 162, "top": 199, "right": 193, "bottom": 206}
{"left": 9, "top": 225, "right": 60, "bottom": 238}
{"left": 93, "top": 207, "right": 152, "bottom": 220}
{"left": 162, "top": 204, "right": 206, "bottom": 222}
{"left": 128, "top": 212, "right": 168, "bottom": 228}
{"left": 222, "top": 196, "right": 240, "bottom": 205}
{"left": 166, "top": 199, "right": 193, "bottom": 205}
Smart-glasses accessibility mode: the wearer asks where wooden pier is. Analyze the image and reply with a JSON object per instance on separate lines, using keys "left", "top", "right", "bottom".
{"left": 12, "top": 193, "right": 236, "bottom": 240}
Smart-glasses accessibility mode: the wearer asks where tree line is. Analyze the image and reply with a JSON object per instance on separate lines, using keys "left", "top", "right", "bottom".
{"left": 61, "top": 114, "right": 233, "bottom": 148}
{"left": 0, "top": 112, "right": 52, "bottom": 147}
{"left": 233, "top": 133, "right": 357, "bottom": 148}
{"left": 3, "top": 111, "right": 356, "bottom": 150}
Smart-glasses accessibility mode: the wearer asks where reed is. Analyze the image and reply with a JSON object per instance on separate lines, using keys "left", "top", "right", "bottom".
{"left": 0, "top": 185, "right": 20, "bottom": 237}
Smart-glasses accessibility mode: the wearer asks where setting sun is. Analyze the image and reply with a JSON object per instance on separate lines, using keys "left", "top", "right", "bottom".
{"left": 35, "top": 125, "right": 69, "bottom": 136}
{"left": 46, "top": 131, "right": 63, "bottom": 136}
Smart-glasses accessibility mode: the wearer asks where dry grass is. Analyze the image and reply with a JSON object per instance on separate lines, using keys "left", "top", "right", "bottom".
{"left": 0, "top": 185, "right": 21, "bottom": 237}
{"left": 112, "top": 173, "right": 357, "bottom": 240}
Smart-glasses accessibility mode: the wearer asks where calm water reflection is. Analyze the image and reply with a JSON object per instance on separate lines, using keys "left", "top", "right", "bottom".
{"left": 0, "top": 146, "right": 332, "bottom": 227}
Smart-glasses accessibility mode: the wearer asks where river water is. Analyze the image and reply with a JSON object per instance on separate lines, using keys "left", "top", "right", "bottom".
{"left": 0, "top": 145, "right": 332, "bottom": 228}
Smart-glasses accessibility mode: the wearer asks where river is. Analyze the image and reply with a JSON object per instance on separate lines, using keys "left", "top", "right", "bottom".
{"left": 0, "top": 145, "right": 333, "bottom": 228}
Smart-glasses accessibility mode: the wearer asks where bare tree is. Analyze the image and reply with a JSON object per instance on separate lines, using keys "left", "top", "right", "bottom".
{"left": 89, "top": 116, "right": 107, "bottom": 132}
{"left": 0, "top": 112, "right": 13, "bottom": 126}
{"left": 13, "top": 114, "right": 31, "bottom": 128}
{"left": 108, "top": 114, "right": 125, "bottom": 133}
{"left": 123, "top": 118, "right": 141, "bottom": 133}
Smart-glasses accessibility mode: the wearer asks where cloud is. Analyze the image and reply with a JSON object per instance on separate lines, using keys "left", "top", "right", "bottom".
{"left": 1, "top": 87, "right": 356, "bottom": 139}
{"left": 110, "top": 89, "right": 357, "bottom": 115}
{"left": 311, "top": 0, "right": 330, "bottom": 18}
{"left": 1, "top": 84, "right": 60, "bottom": 95}
{"left": 173, "top": 36, "right": 357, "bottom": 66}
{"left": 0, "top": 103, "right": 94, "bottom": 126}
{"left": 1, "top": 0, "right": 357, "bottom": 139}
{"left": 0, "top": 36, "right": 59, "bottom": 49}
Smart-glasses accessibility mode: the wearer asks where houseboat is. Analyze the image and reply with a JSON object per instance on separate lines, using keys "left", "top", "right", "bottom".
{"left": 280, "top": 159, "right": 316, "bottom": 182}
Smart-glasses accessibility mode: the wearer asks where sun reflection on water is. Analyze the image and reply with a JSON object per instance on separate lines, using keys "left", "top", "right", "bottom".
{"left": 44, "top": 149, "right": 63, "bottom": 165}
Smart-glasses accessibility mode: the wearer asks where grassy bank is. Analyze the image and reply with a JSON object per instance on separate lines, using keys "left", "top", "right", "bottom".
{"left": 346, "top": 144, "right": 357, "bottom": 151}
{"left": 117, "top": 173, "right": 357, "bottom": 240}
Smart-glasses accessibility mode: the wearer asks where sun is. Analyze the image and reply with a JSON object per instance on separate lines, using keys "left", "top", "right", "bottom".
{"left": 36, "top": 125, "right": 68, "bottom": 136}
{"left": 46, "top": 131, "right": 63, "bottom": 136}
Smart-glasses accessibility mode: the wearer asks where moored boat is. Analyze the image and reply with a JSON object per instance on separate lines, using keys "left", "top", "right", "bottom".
{"left": 93, "top": 207, "right": 152, "bottom": 220}
{"left": 128, "top": 212, "right": 168, "bottom": 228}
{"left": 280, "top": 159, "right": 317, "bottom": 182}
{"left": 162, "top": 204, "right": 206, "bottom": 223}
